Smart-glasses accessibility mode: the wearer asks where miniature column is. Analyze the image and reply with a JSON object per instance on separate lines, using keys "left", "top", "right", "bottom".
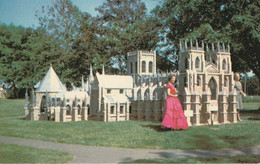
{"left": 126, "top": 101, "right": 130, "bottom": 121}
{"left": 82, "top": 107, "right": 88, "bottom": 121}
{"left": 228, "top": 89, "right": 238, "bottom": 123}
{"left": 202, "top": 90, "right": 211, "bottom": 125}
{"left": 54, "top": 97, "right": 60, "bottom": 122}
{"left": 191, "top": 93, "right": 201, "bottom": 125}
{"left": 72, "top": 106, "right": 78, "bottom": 121}
{"left": 218, "top": 90, "right": 228, "bottom": 123}
{"left": 116, "top": 102, "right": 120, "bottom": 121}
{"left": 60, "top": 107, "right": 67, "bottom": 122}
{"left": 54, "top": 107, "right": 60, "bottom": 122}
{"left": 183, "top": 88, "right": 193, "bottom": 126}
{"left": 107, "top": 102, "right": 111, "bottom": 122}
{"left": 103, "top": 102, "right": 107, "bottom": 122}
{"left": 24, "top": 89, "right": 30, "bottom": 120}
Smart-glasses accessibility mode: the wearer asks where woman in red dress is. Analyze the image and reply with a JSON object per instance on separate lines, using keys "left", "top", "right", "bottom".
{"left": 161, "top": 74, "right": 188, "bottom": 130}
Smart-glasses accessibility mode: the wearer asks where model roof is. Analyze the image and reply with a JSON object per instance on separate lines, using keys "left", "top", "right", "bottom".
{"left": 36, "top": 65, "right": 66, "bottom": 92}
{"left": 96, "top": 73, "right": 133, "bottom": 88}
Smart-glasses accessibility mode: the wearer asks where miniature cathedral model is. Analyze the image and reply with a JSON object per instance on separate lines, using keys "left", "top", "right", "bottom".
{"left": 25, "top": 41, "right": 239, "bottom": 125}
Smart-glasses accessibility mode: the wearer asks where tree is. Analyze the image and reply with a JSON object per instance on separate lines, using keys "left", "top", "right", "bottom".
{"left": 36, "top": 0, "right": 82, "bottom": 56}
{"left": 95, "top": 0, "right": 161, "bottom": 73}
{"left": 68, "top": 13, "right": 110, "bottom": 86}
{"left": 0, "top": 24, "right": 26, "bottom": 97}
{"left": 0, "top": 24, "right": 62, "bottom": 98}
{"left": 154, "top": 0, "right": 260, "bottom": 85}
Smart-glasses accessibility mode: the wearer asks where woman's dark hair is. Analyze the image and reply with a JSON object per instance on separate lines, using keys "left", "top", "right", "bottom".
{"left": 168, "top": 74, "right": 176, "bottom": 82}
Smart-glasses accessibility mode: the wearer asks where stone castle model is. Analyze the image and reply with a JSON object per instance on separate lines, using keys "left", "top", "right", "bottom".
{"left": 25, "top": 40, "right": 239, "bottom": 125}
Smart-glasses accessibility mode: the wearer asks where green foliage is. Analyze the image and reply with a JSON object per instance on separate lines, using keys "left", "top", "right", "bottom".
{"left": 0, "top": 24, "right": 62, "bottom": 92}
{"left": 241, "top": 75, "right": 260, "bottom": 95}
{"left": 0, "top": 143, "right": 73, "bottom": 163}
{"left": 154, "top": 0, "right": 260, "bottom": 82}
{"left": 96, "top": 0, "right": 161, "bottom": 73}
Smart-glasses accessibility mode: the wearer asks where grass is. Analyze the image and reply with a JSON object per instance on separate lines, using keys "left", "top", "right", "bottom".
{"left": 243, "top": 96, "right": 260, "bottom": 110}
{"left": 0, "top": 117, "right": 259, "bottom": 150}
{"left": 129, "top": 154, "right": 260, "bottom": 163}
{"left": 0, "top": 99, "right": 24, "bottom": 118}
{"left": 0, "top": 143, "right": 73, "bottom": 163}
{"left": 0, "top": 98, "right": 259, "bottom": 151}
{"left": 0, "top": 98, "right": 259, "bottom": 163}
{"left": 243, "top": 96, "right": 260, "bottom": 102}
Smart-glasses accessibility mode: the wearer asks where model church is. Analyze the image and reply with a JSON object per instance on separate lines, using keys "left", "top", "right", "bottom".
{"left": 25, "top": 40, "right": 239, "bottom": 125}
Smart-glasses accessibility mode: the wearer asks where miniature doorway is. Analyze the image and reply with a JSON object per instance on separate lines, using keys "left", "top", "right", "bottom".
{"left": 40, "top": 95, "right": 47, "bottom": 113}
{"left": 208, "top": 77, "right": 217, "bottom": 100}
{"left": 208, "top": 77, "right": 218, "bottom": 123}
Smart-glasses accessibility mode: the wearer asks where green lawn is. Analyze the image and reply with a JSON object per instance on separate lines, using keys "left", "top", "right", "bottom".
{"left": 0, "top": 143, "right": 73, "bottom": 163}
{"left": 130, "top": 154, "right": 260, "bottom": 163}
{"left": 0, "top": 117, "right": 259, "bottom": 150}
{"left": 0, "top": 99, "right": 24, "bottom": 118}
{"left": 0, "top": 98, "right": 259, "bottom": 151}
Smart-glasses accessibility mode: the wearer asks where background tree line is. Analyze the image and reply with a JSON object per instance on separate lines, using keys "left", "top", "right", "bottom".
{"left": 0, "top": 0, "right": 259, "bottom": 98}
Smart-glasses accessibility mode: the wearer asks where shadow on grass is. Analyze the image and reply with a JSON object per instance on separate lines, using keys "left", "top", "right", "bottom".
{"left": 241, "top": 109, "right": 260, "bottom": 121}
{"left": 141, "top": 125, "right": 172, "bottom": 133}
{"left": 192, "top": 135, "right": 221, "bottom": 150}
{"left": 219, "top": 136, "right": 247, "bottom": 146}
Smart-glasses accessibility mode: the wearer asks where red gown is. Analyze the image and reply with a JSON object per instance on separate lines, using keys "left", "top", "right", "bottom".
{"left": 162, "top": 83, "right": 188, "bottom": 130}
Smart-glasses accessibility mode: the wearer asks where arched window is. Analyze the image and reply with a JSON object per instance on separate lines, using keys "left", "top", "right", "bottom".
{"left": 184, "top": 77, "right": 187, "bottom": 87}
{"left": 222, "top": 59, "right": 226, "bottom": 70}
{"left": 208, "top": 77, "right": 217, "bottom": 100}
{"left": 195, "top": 57, "right": 200, "bottom": 68}
{"left": 142, "top": 61, "right": 146, "bottom": 73}
{"left": 149, "top": 61, "right": 153, "bottom": 73}
{"left": 137, "top": 90, "right": 141, "bottom": 100}
{"left": 144, "top": 89, "right": 150, "bottom": 100}
{"left": 185, "top": 58, "right": 189, "bottom": 69}
{"left": 40, "top": 95, "right": 46, "bottom": 113}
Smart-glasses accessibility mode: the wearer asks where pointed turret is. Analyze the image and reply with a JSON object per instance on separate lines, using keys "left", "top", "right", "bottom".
{"left": 36, "top": 65, "right": 66, "bottom": 92}
{"left": 81, "top": 75, "right": 85, "bottom": 91}
{"left": 89, "top": 64, "right": 94, "bottom": 83}
{"left": 102, "top": 65, "right": 105, "bottom": 75}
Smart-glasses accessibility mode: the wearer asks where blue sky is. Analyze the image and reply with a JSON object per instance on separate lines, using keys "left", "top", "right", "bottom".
{"left": 0, "top": 0, "right": 159, "bottom": 28}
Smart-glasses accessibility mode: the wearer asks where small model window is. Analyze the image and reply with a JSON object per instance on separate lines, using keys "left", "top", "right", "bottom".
{"left": 222, "top": 59, "right": 227, "bottom": 70}
{"left": 110, "top": 106, "right": 115, "bottom": 114}
{"left": 142, "top": 61, "right": 146, "bottom": 73}
{"left": 120, "top": 89, "right": 124, "bottom": 94}
{"left": 195, "top": 57, "right": 200, "bottom": 68}
{"left": 107, "top": 89, "right": 111, "bottom": 94}
{"left": 120, "top": 106, "right": 124, "bottom": 114}
{"left": 129, "top": 106, "right": 132, "bottom": 114}
{"left": 149, "top": 61, "right": 153, "bottom": 73}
